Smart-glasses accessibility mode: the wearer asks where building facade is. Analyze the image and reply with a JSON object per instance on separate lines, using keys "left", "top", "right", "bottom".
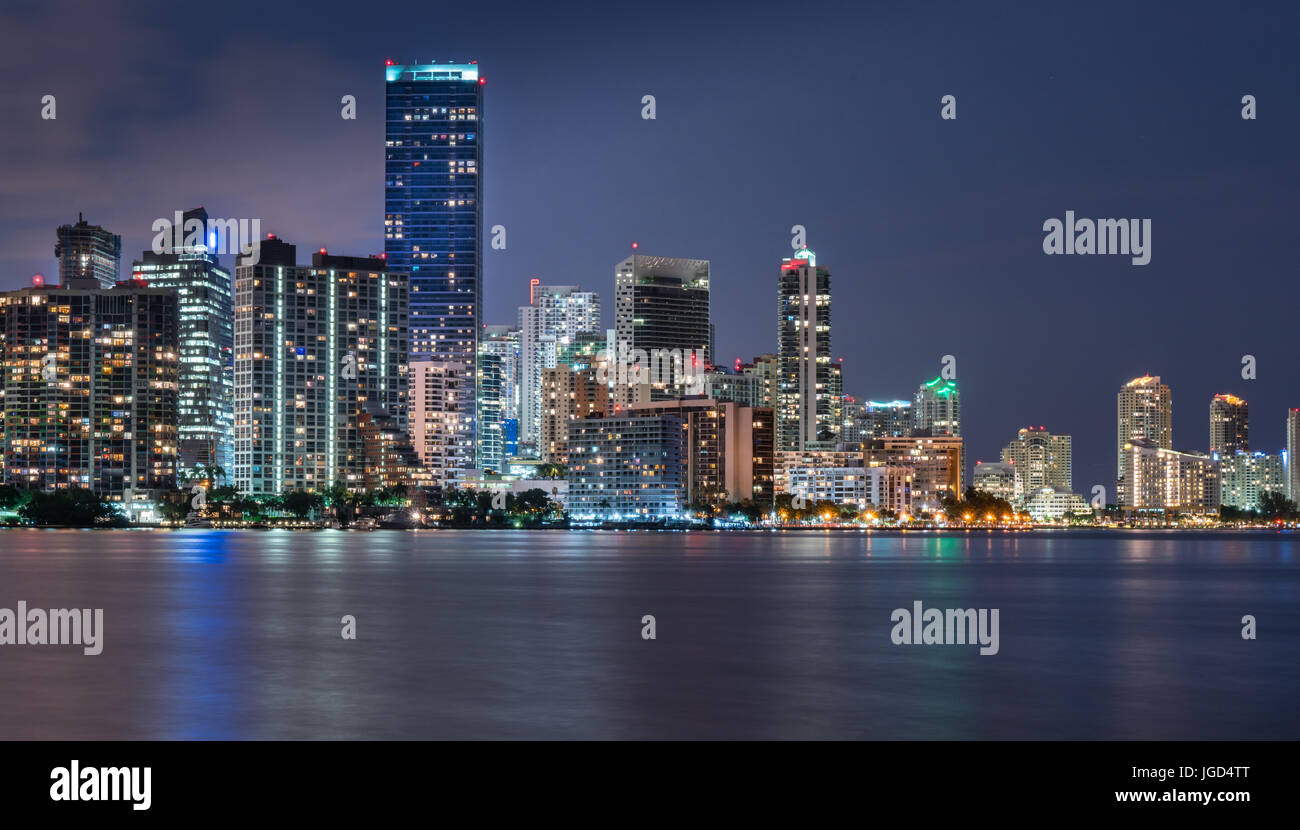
{"left": 777, "top": 249, "right": 834, "bottom": 451}
{"left": 232, "top": 240, "right": 409, "bottom": 496}
{"left": 1219, "top": 451, "right": 1286, "bottom": 512}
{"left": 1209, "top": 393, "right": 1249, "bottom": 456}
{"left": 1000, "top": 426, "right": 1072, "bottom": 506}
{"left": 613, "top": 254, "right": 711, "bottom": 403}
{"left": 384, "top": 60, "right": 483, "bottom": 464}
{"left": 56, "top": 213, "right": 121, "bottom": 289}
{"left": 131, "top": 207, "right": 233, "bottom": 475}
{"left": 0, "top": 278, "right": 179, "bottom": 508}
{"left": 1117, "top": 374, "right": 1173, "bottom": 484}
{"left": 518, "top": 285, "right": 600, "bottom": 449}
{"left": 1118, "top": 439, "right": 1218, "bottom": 515}
{"left": 567, "top": 414, "right": 687, "bottom": 521}
{"left": 409, "top": 360, "right": 472, "bottom": 487}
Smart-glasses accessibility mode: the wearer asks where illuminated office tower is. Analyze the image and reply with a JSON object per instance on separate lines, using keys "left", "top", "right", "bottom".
{"left": 913, "top": 376, "right": 960, "bottom": 436}
{"left": 0, "top": 276, "right": 179, "bottom": 512}
{"left": 1209, "top": 393, "right": 1249, "bottom": 456}
{"left": 518, "top": 285, "right": 601, "bottom": 449}
{"left": 1117, "top": 374, "right": 1172, "bottom": 484}
{"left": 385, "top": 60, "right": 483, "bottom": 466}
{"left": 132, "top": 207, "right": 233, "bottom": 475}
{"left": 613, "top": 254, "right": 711, "bottom": 403}
{"left": 777, "top": 248, "right": 833, "bottom": 451}
{"left": 1000, "top": 426, "right": 1072, "bottom": 505}
{"left": 56, "top": 213, "right": 122, "bottom": 288}
{"left": 232, "top": 238, "right": 409, "bottom": 496}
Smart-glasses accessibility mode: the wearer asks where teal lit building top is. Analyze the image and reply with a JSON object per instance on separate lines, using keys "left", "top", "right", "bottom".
{"left": 384, "top": 61, "right": 480, "bottom": 83}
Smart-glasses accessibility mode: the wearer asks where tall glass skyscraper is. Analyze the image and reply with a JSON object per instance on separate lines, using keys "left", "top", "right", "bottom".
{"left": 384, "top": 61, "right": 483, "bottom": 471}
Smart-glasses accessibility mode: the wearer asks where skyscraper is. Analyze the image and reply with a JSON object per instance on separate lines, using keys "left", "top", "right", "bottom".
{"left": 132, "top": 207, "right": 234, "bottom": 475}
{"left": 232, "top": 239, "right": 409, "bottom": 496}
{"left": 777, "top": 248, "right": 833, "bottom": 451}
{"left": 477, "top": 324, "right": 520, "bottom": 468}
{"left": 409, "top": 360, "right": 471, "bottom": 487}
{"left": 518, "top": 285, "right": 601, "bottom": 449}
{"left": 1289, "top": 409, "right": 1300, "bottom": 503}
{"left": 0, "top": 277, "right": 179, "bottom": 513}
{"left": 1209, "top": 393, "right": 1249, "bottom": 456}
{"left": 913, "top": 376, "right": 960, "bottom": 436}
{"left": 55, "top": 213, "right": 121, "bottom": 289}
{"left": 613, "top": 254, "right": 711, "bottom": 403}
{"left": 385, "top": 60, "right": 483, "bottom": 467}
{"left": 1117, "top": 375, "right": 1172, "bottom": 483}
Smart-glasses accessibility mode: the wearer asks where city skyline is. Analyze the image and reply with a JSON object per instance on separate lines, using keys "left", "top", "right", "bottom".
{"left": 2, "top": 0, "right": 1299, "bottom": 497}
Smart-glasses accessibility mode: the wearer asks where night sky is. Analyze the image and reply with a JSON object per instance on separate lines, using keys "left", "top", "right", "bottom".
{"left": 2, "top": 0, "right": 1297, "bottom": 494}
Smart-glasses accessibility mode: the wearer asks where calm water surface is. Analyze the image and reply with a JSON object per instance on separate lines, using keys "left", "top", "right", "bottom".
{"left": 0, "top": 528, "right": 1296, "bottom": 739}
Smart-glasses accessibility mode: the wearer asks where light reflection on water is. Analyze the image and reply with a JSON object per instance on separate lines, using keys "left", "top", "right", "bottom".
{"left": 0, "top": 529, "right": 1296, "bottom": 740}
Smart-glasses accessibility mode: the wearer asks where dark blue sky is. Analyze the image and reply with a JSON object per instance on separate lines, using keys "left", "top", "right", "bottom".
{"left": 2, "top": 0, "right": 1297, "bottom": 493}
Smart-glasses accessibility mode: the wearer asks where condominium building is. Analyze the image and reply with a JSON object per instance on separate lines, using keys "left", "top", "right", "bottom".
{"left": 625, "top": 398, "right": 774, "bottom": 507}
{"left": 1118, "top": 439, "right": 1218, "bottom": 515}
{"left": 131, "top": 207, "right": 234, "bottom": 474}
{"left": 613, "top": 254, "right": 711, "bottom": 404}
{"left": 777, "top": 248, "right": 834, "bottom": 451}
{"left": 863, "top": 435, "right": 964, "bottom": 515}
{"left": 1219, "top": 451, "right": 1286, "bottom": 512}
{"left": 972, "top": 461, "right": 1016, "bottom": 503}
{"left": 913, "top": 376, "right": 960, "bottom": 436}
{"left": 1117, "top": 375, "right": 1172, "bottom": 482}
{"left": 232, "top": 239, "right": 409, "bottom": 495}
{"left": 1209, "top": 393, "right": 1249, "bottom": 455}
{"left": 1000, "top": 426, "right": 1072, "bottom": 506}
{"left": 409, "top": 360, "right": 472, "bottom": 487}
{"left": 55, "top": 213, "right": 122, "bottom": 289}
{"left": 0, "top": 276, "right": 179, "bottom": 508}
{"left": 567, "top": 414, "right": 687, "bottom": 521}
{"left": 517, "top": 285, "right": 600, "bottom": 448}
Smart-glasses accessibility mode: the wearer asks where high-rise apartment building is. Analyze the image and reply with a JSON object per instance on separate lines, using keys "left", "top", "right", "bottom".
{"left": 410, "top": 360, "right": 471, "bottom": 487}
{"left": 1117, "top": 375, "right": 1173, "bottom": 484}
{"left": 232, "top": 239, "right": 409, "bottom": 496}
{"left": 567, "top": 414, "right": 687, "bottom": 521}
{"left": 1209, "top": 393, "right": 1249, "bottom": 456}
{"left": 1000, "top": 426, "right": 1072, "bottom": 506}
{"left": 518, "top": 285, "right": 600, "bottom": 448}
{"left": 132, "top": 207, "right": 233, "bottom": 475}
{"left": 0, "top": 277, "right": 179, "bottom": 510}
{"left": 1219, "top": 452, "right": 1286, "bottom": 512}
{"left": 55, "top": 213, "right": 122, "bottom": 289}
{"left": 478, "top": 324, "right": 520, "bottom": 463}
{"left": 913, "top": 376, "right": 960, "bottom": 436}
{"left": 777, "top": 248, "right": 833, "bottom": 451}
{"left": 385, "top": 60, "right": 483, "bottom": 465}
{"left": 1119, "top": 439, "right": 1218, "bottom": 515}
{"left": 1288, "top": 409, "right": 1300, "bottom": 503}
